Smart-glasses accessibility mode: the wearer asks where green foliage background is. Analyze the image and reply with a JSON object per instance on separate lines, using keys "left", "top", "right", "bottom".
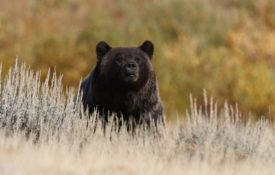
{"left": 0, "top": 0, "right": 274, "bottom": 120}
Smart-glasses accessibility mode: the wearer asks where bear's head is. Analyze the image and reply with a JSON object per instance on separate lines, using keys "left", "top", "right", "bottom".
{"left": 96, "top": 40, "right": 155, "bottom": 90}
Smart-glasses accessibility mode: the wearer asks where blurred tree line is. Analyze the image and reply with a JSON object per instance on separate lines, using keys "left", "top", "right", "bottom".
{"left": 0, "top": 0, "right": 274, "bottom": 120}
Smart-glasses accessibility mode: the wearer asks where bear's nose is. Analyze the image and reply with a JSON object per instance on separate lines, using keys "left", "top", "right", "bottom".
{"left": 126, "top": 62, "right": 137, "bottom": 72}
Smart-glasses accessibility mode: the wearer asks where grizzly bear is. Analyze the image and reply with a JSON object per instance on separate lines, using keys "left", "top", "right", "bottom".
{"left": 80, "top": 40, "right": 164, "bottom": 127}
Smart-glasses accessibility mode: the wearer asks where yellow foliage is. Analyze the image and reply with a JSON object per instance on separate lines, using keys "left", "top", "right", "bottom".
{"left": 227, "top": 12, "right": 275, "bottom": 64}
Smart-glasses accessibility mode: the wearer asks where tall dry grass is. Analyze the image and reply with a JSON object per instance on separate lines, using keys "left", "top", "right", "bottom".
{"left": 0, "top": 62, "right": 274, "bottom": 175}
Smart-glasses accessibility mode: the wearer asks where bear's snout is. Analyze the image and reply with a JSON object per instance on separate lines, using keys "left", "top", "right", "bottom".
{"left": 125, "top": 61, "right": 137, "bottom": 74}
{"left": 123, "top": 61, "right": 139, "bottom": 83}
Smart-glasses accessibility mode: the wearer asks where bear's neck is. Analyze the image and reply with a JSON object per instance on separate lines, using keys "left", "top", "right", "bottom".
{"left": 94, "top": 74, "right": 159, "bottom": 113}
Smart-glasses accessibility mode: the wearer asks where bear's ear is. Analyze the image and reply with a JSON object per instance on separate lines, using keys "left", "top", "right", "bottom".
{"left": 139, "top": 40, "right": 154, "bottom": 59}
{"left": 96, "top": 41, "right": 112, "bottom": 60}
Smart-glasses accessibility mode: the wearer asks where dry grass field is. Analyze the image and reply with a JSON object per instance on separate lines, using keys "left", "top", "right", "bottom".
{"left": 0, "top": 0, "right": 274, "bottom": 174}
{"left": 0, "top": 63, "right": 274, "bottom": 175}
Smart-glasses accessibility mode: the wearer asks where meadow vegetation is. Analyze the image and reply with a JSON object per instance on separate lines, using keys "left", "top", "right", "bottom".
{"left": 0, "top": 0, "right": 274, "bottom": 119}
{"left": 0, "top": 62, "right": 274, "bottom": 175}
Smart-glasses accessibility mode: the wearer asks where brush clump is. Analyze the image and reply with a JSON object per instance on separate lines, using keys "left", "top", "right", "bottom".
{"left": 0, "top": 62, "right": 274, "bottom": 175}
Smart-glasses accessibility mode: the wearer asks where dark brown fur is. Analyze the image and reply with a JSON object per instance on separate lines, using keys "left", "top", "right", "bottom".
{"left": 80, "top": 41, "right": 164, "bottom": 126}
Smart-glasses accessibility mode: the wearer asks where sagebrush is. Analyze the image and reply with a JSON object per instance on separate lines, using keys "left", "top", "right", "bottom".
{"left": 0, "top": 63, "right": 274, "bottom": 175}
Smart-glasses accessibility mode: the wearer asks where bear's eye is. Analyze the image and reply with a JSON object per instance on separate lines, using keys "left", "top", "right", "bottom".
{"left": 135, "top": 57, "right": 140, "bottom": 63}
{"left": 116, "top": 56, "right": 122, "bottom": 64}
